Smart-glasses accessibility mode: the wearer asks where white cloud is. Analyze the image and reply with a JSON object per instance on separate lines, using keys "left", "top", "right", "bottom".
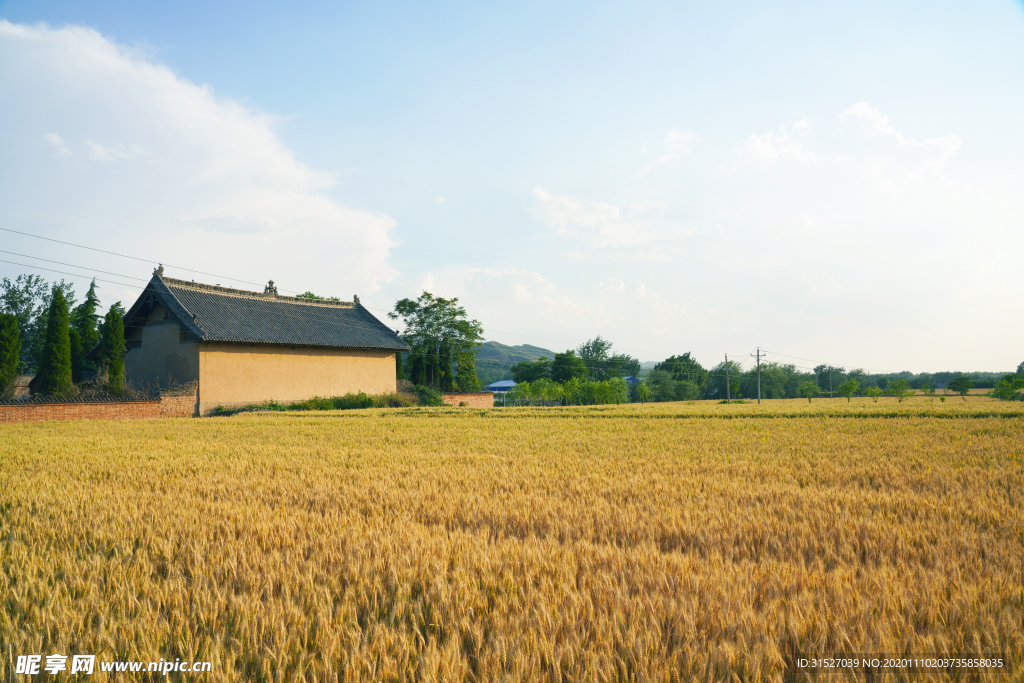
{"left": 841, "top": 101, "right": 918, "bottom": 145}
{"left": 644, "top": 128, "right": 697, "bottom": 170}
{"left": 44, "top": 132, "right": 72, "bottom": 157}
{"left": 85, "top": 140, "right": 151, "bottom": 162}
{"left": 838, "top": 102, "right": 963, "bottom": 191}
{"left": 0, "top": 21, "right": 396, "bottom": 298}
{"left": 434, "top": 196, "right": 447, "bottom": 204}
{"left": 530, "top": 187, "right": 655, "bottom": 249}
{"left": 741, "top": 120, "right": 818, "bottom": 163}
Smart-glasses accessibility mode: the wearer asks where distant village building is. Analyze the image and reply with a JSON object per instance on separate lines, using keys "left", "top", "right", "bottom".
{"left": 118, "top": 267, "right": 409, "bottom": 415}
{"left": 485, "top": 380, "right": 517, "bottom": 392}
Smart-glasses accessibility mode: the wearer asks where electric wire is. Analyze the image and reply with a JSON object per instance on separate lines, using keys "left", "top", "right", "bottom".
{"left": 0, "top": 258, "right": 145, "bottom": 291}
{"left": 2, "top": 231, "right": 905, "bottom": 378}
{"left": 0, "top": 226, "right": 303, "bottom": 294}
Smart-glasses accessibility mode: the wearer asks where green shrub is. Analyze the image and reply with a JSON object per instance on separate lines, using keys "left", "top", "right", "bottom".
{"left": 412, "top": 384, "right": 445, "bottom": 407}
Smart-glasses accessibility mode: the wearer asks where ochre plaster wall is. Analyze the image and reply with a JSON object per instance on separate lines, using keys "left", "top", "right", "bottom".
{"left": 197, "top": 343, "right": 396, "bottom": 414}
{"left": 124, "top": 304, "right": 199, "bottom": 391}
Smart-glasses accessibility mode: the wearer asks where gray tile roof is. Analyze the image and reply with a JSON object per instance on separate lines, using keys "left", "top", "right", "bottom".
{"left": 125, "top": 273, "right": 409, "bottom": 352}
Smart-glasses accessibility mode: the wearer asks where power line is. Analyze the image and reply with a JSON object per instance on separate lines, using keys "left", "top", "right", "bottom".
{"left": 0, "top": 258, "right": 145, "bottom": 291}
{"left": 759, "top": 348, "right": 899, "bottom": 375}
{"left": 0, "top": 228, "right": 738, "bottom": 360}
{"left": 0, "top": 231, "right": 909, "bottom": 376}
{"left": 0, "top": 226, "right": 303, "bottom": 294}
{"left": 0, "top": 249, "right": 149, "bottom": 282}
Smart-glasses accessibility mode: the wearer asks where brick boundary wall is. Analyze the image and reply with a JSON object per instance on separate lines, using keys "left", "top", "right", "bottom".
{"left": 0, "top": 387, "right": 198, "bottom": 424}
{"left": 161, "top": 395, "right": 199, "bottom": 418}
{"left": 441, "top": 392, "right": 495, "bottom": 408}
{"left": 0, "top": 400, "right": 162, "bottom": 424}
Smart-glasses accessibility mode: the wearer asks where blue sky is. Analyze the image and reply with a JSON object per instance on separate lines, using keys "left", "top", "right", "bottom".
{"left": 1, "top": 0, "right": 1022, "bottom": 372}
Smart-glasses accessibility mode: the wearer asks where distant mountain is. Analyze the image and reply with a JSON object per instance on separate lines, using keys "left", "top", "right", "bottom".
{"left": 474, "top": 341, "right": 560, "bottom": 385}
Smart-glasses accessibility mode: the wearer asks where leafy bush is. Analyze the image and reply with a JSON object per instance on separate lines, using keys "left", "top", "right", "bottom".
{"left": 411, "top": 385, "right": 445, "bottom": 407}
{"left": 991, "top": 375, "right": 1024, "bottom": 401}
{"left": 210, "top": 391, "right": 420, "bottom": 416}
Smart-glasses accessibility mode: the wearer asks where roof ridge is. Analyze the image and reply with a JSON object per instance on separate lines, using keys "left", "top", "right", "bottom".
{"left": 161, "top": 276, "right": 355, "bottom": 308}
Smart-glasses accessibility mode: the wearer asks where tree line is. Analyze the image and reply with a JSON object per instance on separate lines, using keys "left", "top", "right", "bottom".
{"left": 1, "top": 275, "right": 126, "bottom": 398}
{"left": 646, "top": 358, "right": 1024, "bottom": 403}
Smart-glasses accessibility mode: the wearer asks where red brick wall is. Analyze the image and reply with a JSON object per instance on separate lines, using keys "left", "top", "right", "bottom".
{"left": 0, "top": 393, "right": 198, "bottom": 423}
{"left": 0, "top": 401, "right": 161, "bottom": 424}
{"left": 160, "top": 395, "right": 198, "bottom": 418}
{"left": 441, "top": 392, "right": 495, "bottom": 408}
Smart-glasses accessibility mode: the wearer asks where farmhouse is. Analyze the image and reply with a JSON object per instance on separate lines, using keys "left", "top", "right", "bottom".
{"left": 119, "top": 267, "right": 409, "bottom": 415}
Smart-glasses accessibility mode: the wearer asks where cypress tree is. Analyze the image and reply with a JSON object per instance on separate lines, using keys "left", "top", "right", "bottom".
{"left": 0, "top": 313, "right": 20, "bottom": 398}
{"left": 99, "top": 305, "right": 126, "bottom": 396}
{"left": 70, "top": 328, "right": 84, "bottom": 384}
{"left": 35, "top": 287, "right": 74, "bottom": 396}
{"left": 395, "top": 350, "right": 406, "bottom": 380}
{"left": 70, "top": 279, "right": 101, "bottom": 364}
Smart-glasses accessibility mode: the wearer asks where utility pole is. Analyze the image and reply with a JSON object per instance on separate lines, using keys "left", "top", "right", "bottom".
{"left": 750, "top": 348, "right": 764, "bottom": 404}
{"left": 725, "top": 354, "right": 730, "bottom": 404}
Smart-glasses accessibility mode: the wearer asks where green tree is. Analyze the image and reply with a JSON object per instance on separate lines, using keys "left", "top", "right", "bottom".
{"left": 887, "top": 379, "right": 913, "bottom": 402}
{"left": 655, "top": 353, "right": 708, "bottom": 394}
{"left": 438, "top": 344, "right": 454, "bottom": 392}
{"left": 549, "top": 350, "right": 588, "bottom": 383}
{"left": 1018, "top": 361, "right": 1024, "bottom": 376}
{"left": 709, "top": 360, "right": 745, "bottom": 400}
{"left": 867, "top": 386, "right": 882, "bottom": 402}
{"left": 98, "top": 304, "right": 126, "bottom": 396}
{"left": 919, "top": 380, "right": 935, "bottom": 396}
{"left": 69, "top": 328, "right": 84, "bottom": 384}
{"left": 991, "top": 375, "right": 1024, "bottom": 401}
{"left": 837, "top": 378, "right": 860, "bottom": 402}
{"left": 606, "top": 353, "right": 641, "bottom": 379}
{"left": 453, "top": 347, "right": 480, "bottom": 392}
{"left": 35, "top": 286, "right": 74, "bottom": 397}
{"left": 575, "top": 336, "right": 638, "bottom": 381}
{"left": 813, "top": 364, "right": 845, "bottom": 397}
{"left": 389, "top": 292, "right": 483, "bottom": 389}
{"left": 1, "top": 274, "right": 51, "bottom": 372}
{"left": 70, "top": 278, "right": 102, "bottom": 362}
{"left": 948, "top": 375, "right": 973, "bottom": 396}
{"left": 409, "top": 348, "right": 427, "bottom": 385}
{"left": 798, "top": 381, "right": 819, "bottom": 403}
{"left": 634, "top": 381, "right": 651, "bottom": 404}
{"left": 511, "top": 356, "right": 551, "bottom": 383}
{"left": 608, "top": 377, "right": 630, "bottom": 404}
{"left": 576, "top": 336, "right": 614, "bottom": 380}
{"left": 0, "top": 313, "right": 20, "bottom": 398}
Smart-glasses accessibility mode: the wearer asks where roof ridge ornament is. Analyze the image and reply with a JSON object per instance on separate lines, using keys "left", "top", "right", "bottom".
{"left": 264, "top": 280, "right": 278, "bottom": 296}
{"left": 353, "top": 294, "right": 360, "bottom": 304}
{"left": 154, "top": 264, "right": 164, "bottom": 276}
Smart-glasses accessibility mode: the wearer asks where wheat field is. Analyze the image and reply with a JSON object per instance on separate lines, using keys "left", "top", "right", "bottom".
{"left": 2, "top": 401, "right": 1023, "bottom": 682}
